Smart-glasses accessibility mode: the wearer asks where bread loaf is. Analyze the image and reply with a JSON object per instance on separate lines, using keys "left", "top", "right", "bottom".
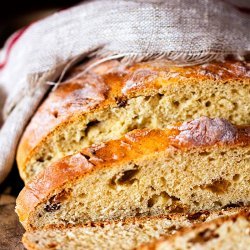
{"left": 16, "top": 117, "right": 250, "bottom": 231}
{"left": 22, "top": 209, "right": 243, "bottom": 250}
{"left": 16, "top": 60, "right": 250, "bottom": 182}
{"left": 139, "top": 210, "right": 250, "bottom": 250}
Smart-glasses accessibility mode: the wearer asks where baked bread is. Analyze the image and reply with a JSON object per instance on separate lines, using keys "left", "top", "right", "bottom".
{"left": 16, "top": 60, "right": 250, "bottom": 182}
{"left": 16, "top": 117, "right": 250, "bottom": 230}
{"left": 22, "top": 209, "right": 243, "bottom": 250}
{"left": 139, "top": 210, "right": 250, "bottom": 250}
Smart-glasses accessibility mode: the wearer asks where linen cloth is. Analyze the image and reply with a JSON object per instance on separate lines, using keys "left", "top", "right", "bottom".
{"left": 0, "top": 0, "right": 249, "bottom": 183}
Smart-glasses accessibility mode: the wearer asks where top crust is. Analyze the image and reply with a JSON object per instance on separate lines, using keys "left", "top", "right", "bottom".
{"left": 175, "top": 117, "right": 238, "bottom": 146}
{"left": 15, "top": 118, "right": 250, "bottom": 229}
{"left": 16, "top": 59, "right": 250, "bottom": 174}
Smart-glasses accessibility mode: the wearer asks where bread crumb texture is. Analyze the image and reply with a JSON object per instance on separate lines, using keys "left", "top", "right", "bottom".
{"left": 16, "top": 118, "right": 250, "bottom": 231}
{"left": 22, "top": 209, "right": 242, "bottom": 250}
{"left": 140, "top": 211, "right": 250, "bottom": 250}
{"left": 17, "top": 60, "right": 250, "bottom": 182}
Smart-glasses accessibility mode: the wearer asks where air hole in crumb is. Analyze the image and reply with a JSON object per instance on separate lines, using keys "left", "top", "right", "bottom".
{"left": 110, "top": 166, "right": 139, "bottom": 187}
{"left": 214, "top": 201, "right": 222, "bottom": 207}
{"left": 168, "top": 225, "right": 178, "bottom": 231}
{"left": 205, "top": 101, "right": 211, "bottom": 107}
{"left": 37, "top": 157, "right": 45, "bottom": 163}
{"left": 115, "top": 97, "right": 127, "bottom": 108}
{"left": 52, "top": 111, "right": 58, "bottom": 118}
{"left": 79, "top": 193, "right": 86, "bottom": 198}
{"left": 160, "top": 177, "right": 166, "bottom": 186}
{"left": 220, "top": 152, "right": 226, "bottom": 156}
{"left": 85, "top": 120, "right": 100, "bottom": 134}
{"left": 233, "top": 102, "right": 238, "bottom": 109}
{"left": 173, "top": 101, "right": 180, "bottom": 107}
{"left": 135, "top": 208, "right": 141, "bottom": 216}
{"left": 170, "top": 206, "right": 185, "bottom": 213}
{"left": 187, "top": 211, "right": 210, "bottom": 221}
{"left": 193, "top": 201, "right": 200, "bottom": 206}
{"left": 231, "top": 89, "right": 238, "bottom": 94}
{"left": 147, "top": 192, "right": 181, "bottom": 209}
{"left": 200, "top": 179, "right": 231, "bottom": 194}
{"left": 188, "top": 229, "right": 219, "bottom": 244}
{"left": 147, "top": 192, "right": 171, "bottom": 208}
{"left": 199, "top": 152, "right": 211, "bottom": 156}
{"left": 223, "top": 202, "right": 244, "bottom": 209}
{"left": 233, "top": 174, "right": 240, "bottom": 181}
{"left": 148, "top": 197, "right": 156, "bottom": 208}
{"left": 47, "top": 155, "right": 52, "bottom": 161}
{"left": 53, "top": 189, "right": 72, "bottom": 203}
{"left": 90, "top": 222, "right": 96, "bottom": 227}
{"left": 208, "top": 157, "right": 215, "bottom": 162}
{"left": 47, "top": 243, "right": 57, "bottom": 248}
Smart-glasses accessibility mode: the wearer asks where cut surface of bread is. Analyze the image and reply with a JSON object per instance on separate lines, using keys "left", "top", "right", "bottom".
{"left": 22, "top": 209, "right": 243, "bottom": 250}
{"left": 16, "top": 59, "right": 250, "bottom": 182}
{"left": 139, "top": 210, "right": 250, "bottom": 250}
{"left": 16, "top": 117, "right": 250, "bottom": 231}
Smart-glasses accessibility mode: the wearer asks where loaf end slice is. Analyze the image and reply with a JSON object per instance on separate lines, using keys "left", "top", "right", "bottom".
{"left": 139, "top": 210, "right": 250, "bottom": 250}
{"left": 22, "top": 209, "right": 244, "bottom": 250}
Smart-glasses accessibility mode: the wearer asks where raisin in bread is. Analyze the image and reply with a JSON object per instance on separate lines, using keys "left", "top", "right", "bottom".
{"left": 22, "top": 209, "right": 242, "bottom": 250}
{"left": 16, "top": 60, "right": 250, "bottom": 182}
{"left": 16, "top": 117, "right": 250, "bottom": 230}
{"left": 139, "top": 210, "right": 250, "bottom": 250}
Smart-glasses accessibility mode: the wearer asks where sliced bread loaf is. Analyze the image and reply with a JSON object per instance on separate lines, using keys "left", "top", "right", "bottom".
{"left": 139, "top": 210, "right": 250, "bottom": 250}
{"left": 22, "top": 209, "right": 243, "bottom": 250}
{"left": 16, "top": 117, "right": 250, "bottom": 230}
{"left": 16, "top": 59, "right": 250, "bottom": 182}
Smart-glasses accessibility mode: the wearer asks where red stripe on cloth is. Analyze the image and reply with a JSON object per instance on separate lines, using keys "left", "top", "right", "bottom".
{"left": 0, "top": 26, "right": 29, "bottom": 70}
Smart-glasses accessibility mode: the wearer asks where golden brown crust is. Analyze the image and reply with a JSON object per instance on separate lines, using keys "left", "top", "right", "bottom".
{"left": 16, "top": 60, "right": 250, "bottom": 174}
{"left": 139, "top": 210, "right": 250, "bottom": 250}
{"left": 16, "top": 118, "right": 250, "bottom": 229}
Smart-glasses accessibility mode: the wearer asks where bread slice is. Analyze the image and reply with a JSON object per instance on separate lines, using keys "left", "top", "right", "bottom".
{"left": 139, "top": 210, "right": 250, "bottom": 250}
{"left": 22, "top": 209, "right": 243, "bottom": 250}
{"left": 16, "top": 59, "right": 250, "bottom": 182}
{"left": 16, "top": 117, "right": 250, "bottom": 230}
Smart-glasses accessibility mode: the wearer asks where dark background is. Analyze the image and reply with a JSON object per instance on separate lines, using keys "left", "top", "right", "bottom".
{"left": 0, "top": 0, "right": 83, "bottom": 47}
